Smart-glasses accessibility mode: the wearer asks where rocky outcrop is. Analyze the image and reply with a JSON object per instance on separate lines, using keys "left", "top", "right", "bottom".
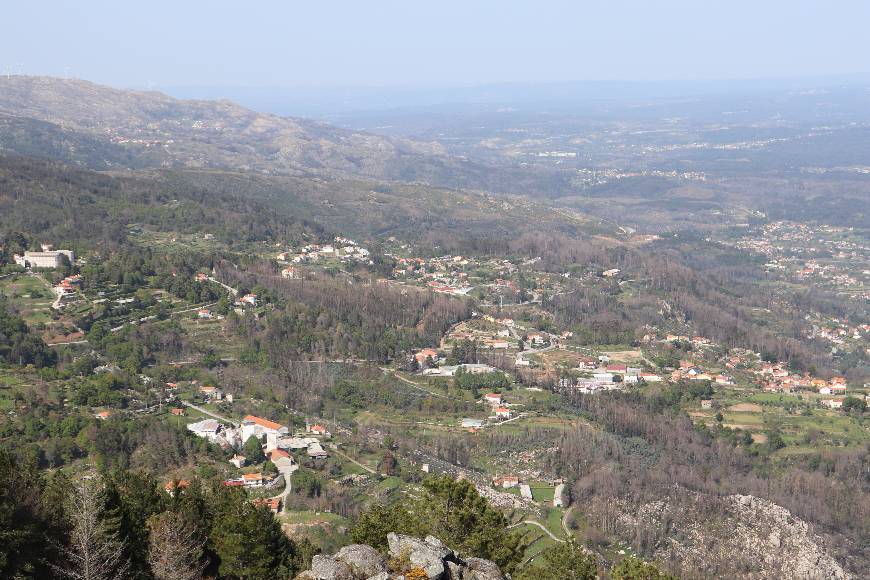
{"left": 595, "top": 492, "right": 851, "bottom": 579}
{"left": 296, "top": 534, "right": 505, "bottom": 580}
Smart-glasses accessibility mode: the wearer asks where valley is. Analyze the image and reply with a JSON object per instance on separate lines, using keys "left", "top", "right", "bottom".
{"left": 0, "top": 76, "right": 867, "bottom": 579}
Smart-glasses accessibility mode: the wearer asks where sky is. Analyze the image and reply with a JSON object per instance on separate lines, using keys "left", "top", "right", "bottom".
{"left": 2, "top": 0, "right": 869, "bottom": 89}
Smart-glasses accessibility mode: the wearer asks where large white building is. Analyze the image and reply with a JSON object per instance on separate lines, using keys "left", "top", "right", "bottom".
{"left": 14, "top": 250, "right": 75, "bottom": 269}
{"left": 241, "top": 415, "right": 289, "bottom": 450}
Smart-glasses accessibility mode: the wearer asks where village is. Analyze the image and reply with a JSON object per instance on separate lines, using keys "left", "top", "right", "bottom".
{"left": 720, "top": 220, "right": 870, "bottom": 302}
{"left": 1, "top": 228, "right": 867, "bottom": 565}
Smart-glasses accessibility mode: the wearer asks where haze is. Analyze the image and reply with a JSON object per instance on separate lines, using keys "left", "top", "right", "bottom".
{"left": 3, "top": 0, "right": 869, "bottom": 90}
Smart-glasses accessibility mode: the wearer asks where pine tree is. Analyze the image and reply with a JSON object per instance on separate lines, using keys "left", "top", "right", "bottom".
{"left": 146, "top": 512, "right": 208, "bottom": 580}
{"left": 54, "top": 479, "right": 130, "bottom": 580}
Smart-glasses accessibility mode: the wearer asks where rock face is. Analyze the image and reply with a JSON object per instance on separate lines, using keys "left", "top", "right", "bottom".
{"left": 596, "top": 492, "right": 852, "bottom": 579}
{"left": 297, "top": 534, "right": 505, "bottom": 580}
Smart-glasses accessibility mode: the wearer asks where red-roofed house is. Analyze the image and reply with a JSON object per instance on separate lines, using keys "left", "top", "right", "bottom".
{"left": 414, "top": 348, "right": 440, "bottom": 365}
{"left": 308, "top": 424, "right": 331, "bottom": 438}
{"left": 270, "top": 449, "right": 290, "bottom": 460}
{"left": 483, "top": 393, "right": 502, "bottom": 406}
{"left": 242, "top": 473, "right": 265, "bottom": 487}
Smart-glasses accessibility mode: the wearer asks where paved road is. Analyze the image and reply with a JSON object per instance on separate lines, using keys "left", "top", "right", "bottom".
{"left": 180, "top": 401, "right": 239, "bottom": 426}
{"left": 270, "top": 463, "right": 299, "bottom": 514}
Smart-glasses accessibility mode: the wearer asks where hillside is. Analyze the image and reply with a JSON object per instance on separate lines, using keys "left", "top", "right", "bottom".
{"left": 0, "top": 76, "right": 487, "bottom": 185}
{"left": 0, "top": 155, "right": 615, "bottom": 250}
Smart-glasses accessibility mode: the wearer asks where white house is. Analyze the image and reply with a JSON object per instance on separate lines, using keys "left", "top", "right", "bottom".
{"left": 241, "top": 415, "right": 289, "bottom": 450}
{"left": 187, "top": 419, "right": 221, "bottom": 441}
{"left": 495, "top": 407, "right": 512, "bottom": 419}
{"left": 483, "top": 393, "right": 502, "bottom": 406}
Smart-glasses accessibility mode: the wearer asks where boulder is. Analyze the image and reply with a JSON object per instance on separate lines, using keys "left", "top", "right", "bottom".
{"left": 334, "top": 544, "right": 387, "bottom": 578}
{"left": 310, "top": 554, "right": 354, "bottom": 580}
{"left": 445, "top": 560, "right": 464, "bottom": 579}
{"left": 387, "top": 533, "right": 452, "bottom": 579}
{"left": 463, "top": 557, "right": 505, "bottom": 580}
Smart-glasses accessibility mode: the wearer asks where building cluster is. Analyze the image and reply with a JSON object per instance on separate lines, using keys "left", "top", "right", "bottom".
{"left": 670, "top": 360, "right": 733, "bottom": 385}
{"left": 277, "top": 236, "right": 372, "bottom": 266}
{"left": 723, "top": 221, "right": 868, "bottom": 301}
{"left": 52, "top": 274, "right": 83, "bottom": 309}
{"left": 806, "top": 318, "right": 867, "bottom": 345}
{"left": 186, "top": 414, "right": 332, "bottom": 463}
{"left": 753, "top": 362, "right": 850, "bottom": 398}
{"left": 391, "top": 254, "right": 477, "bottom": 295}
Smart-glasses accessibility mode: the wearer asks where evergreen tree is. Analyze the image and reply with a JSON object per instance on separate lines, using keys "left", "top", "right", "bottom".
{"left": 146, "top": 511, "right": 208, "bottom": 580}
{"left": 515, "top": 541, "right": 597, "bottom": 580}
{"left": 243, "top": 436, "right": 265, "bottom": 463}
{"left": 210, "top": 492, "right": 293, "bottom": 579}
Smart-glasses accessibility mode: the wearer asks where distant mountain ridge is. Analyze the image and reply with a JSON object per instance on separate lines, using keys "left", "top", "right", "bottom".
{"left": 0, "top": 76, "right": 584, "bottom": 198}
{"left": 0, "top": 76, "right": 467, "bottom": 180}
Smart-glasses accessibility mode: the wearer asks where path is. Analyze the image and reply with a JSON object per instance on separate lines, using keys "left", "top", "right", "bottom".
{"left": 180, "top": 401, "right": 239, "bottom": 426}
{"left": 206, "top": 276, "right": 238, "bottom": 296}
{"left": 561, "top": 505, "right": 574, "bottom": 538}
{"left": 507, "top": 520, "right": 565, "bottom": 543}
{"left": 484, "top": 412, "right": 531, "bottom": 430}
{"left": 380, "top": 368, "right": 453, "bottom": 400}
{"left": 329, "top": 445, "right": 376, "bottom": 475}
{"left": 46, "top": 339, "right": 89, "bottom": 347}
{"left": 109, "top": 301, "right": 217, "bottom": 332}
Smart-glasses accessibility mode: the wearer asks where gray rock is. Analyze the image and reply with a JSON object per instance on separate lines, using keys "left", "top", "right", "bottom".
{"left": 463, "top": 557, "right": 505, "bottom": 580}
{"left": 335, "top": 544, "right": 387, "bottom": 578}
{"left": 310, "top": 554, "right": 354, "bottom": 580}
{"left": 445, "top": 560, "right": 465, "bottom": 579}
{"left": 365, "top": 573, "right": 389, "bottom": 580}
{"left": 388, "top": 533, "right": 451, "bottom": 579}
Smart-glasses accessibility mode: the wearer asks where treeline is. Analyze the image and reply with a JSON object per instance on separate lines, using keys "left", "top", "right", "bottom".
{"left": 0, "top": 452, "right": 313, "bottom": 579}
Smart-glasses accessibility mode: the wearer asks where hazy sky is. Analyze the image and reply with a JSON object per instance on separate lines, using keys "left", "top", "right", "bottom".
{"left": 3, "top": 1, "right": 869, "bottom": 88}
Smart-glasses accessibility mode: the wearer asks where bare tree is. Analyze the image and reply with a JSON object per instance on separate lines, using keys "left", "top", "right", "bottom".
{"left": 146, "top": 511, "right": 208, "bottom": 580}
{"left": 55, "top": 479, "right": 129, "bottom": 580}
